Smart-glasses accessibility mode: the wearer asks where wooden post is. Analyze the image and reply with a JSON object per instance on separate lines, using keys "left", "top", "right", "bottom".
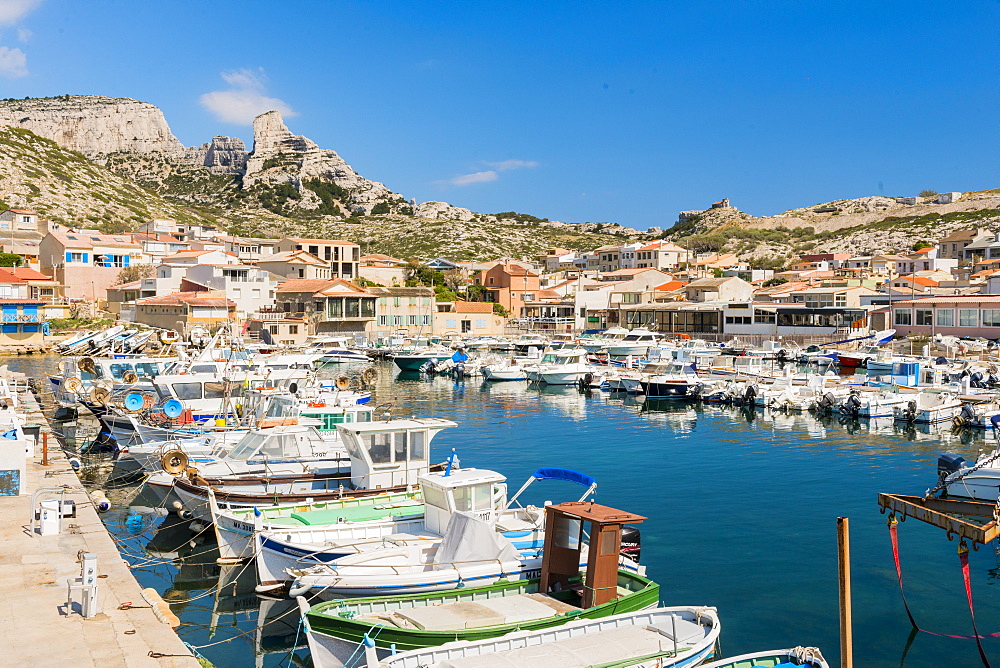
{"left": 41, "top": 431, "right": 48, "bottom": 466}
{"left": 838, "top": 516, "right": 853, "bottom": 668}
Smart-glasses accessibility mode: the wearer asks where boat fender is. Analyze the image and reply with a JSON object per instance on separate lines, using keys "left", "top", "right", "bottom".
{"left": 140, "top": 588, "right": 181, "bottom": 628}
{"left": 91, "top": 490, "right": 111, "bottom": 512}
{"left": 287, "top": 581, "right": 310, "bottom": 598}
{"left": 68, "top": 457, "right": 82, "bottom": 471}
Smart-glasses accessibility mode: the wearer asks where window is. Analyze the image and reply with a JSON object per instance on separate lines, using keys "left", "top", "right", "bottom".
{"left": 894, "top": 310, "right": 912, "bottom": 326}
{"left": 915, "top": 309, "right": 933, "bottom": 326}
{"left": 346, "top": 298, "right": 360, "bottom": 318}
{"left": 70, "top": 252, "right": 84, "bottom": 263}
{"left": 621, "top": 293, "right": 640, "bottom": 304}
{"left": 393, "top": 315, "right": 402, "bottom": 325}
{"left": 754, "top": 312, "right": 776, "bottom": 324}
{"left": 982, "top": 310, "right": 1000, "bottom": 327}
{"left": 461, "top": 320, "right": 472, "bottom": 333}
{"left": 407, "top": 315, "right": 416, "bottom": 325}
{"left": 269, "top": 325, "right": 279, "bottom": 334}
{"left": 835, "top": 294, "right": 847, "bottom": 307}
{"left": 288, "top": 325, "right": 298, "bottom": 334}
{"left": 378, "top": 315, "right": 387, "bottom": 326}
{"left": 936, "top": 309, "right": 954, "bottom": 327}
{"left": 171, "top": 383, "right": 203, "bottom": 400}
{"left": 324, "top": 247, "right": 332, "bottom": 260}
{"left": 421, "top": 315, "right": 430, "bottom": 325}
{"left": 327, "top": 299, "right": 342, "bottom": 318}
{"left": 475, "top": 318, "right": 486, "bottom": 329}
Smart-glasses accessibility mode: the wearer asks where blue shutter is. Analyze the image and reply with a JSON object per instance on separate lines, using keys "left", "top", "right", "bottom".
{"left": 123, "top": 255, "right": 130, "bottom": 267}
{"left": 82, "top": 252, "right": 89, "bottom": 264}
{"left": 65, "top": 251, "right": 72, "bottom": 263}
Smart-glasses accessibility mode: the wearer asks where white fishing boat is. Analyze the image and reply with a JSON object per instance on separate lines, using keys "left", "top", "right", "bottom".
{"left": 698, "top": 647, "right": 828, "bottom": 668}
{"left": 333, "top": 605, "right": 722, "bottom": 668}
{"left": 952, "top": 400, "right": 1000, "bottom": 429}
{"left": 482, "top": 359, "right": 528, "bottom": 381}
{"left": 938, "top": 448, "right": 1000, "bottom": 500}
{"left": 578, "top": 327, "right": 630, "bottom": 353}
{"left": 836, "top": 387, "right": 911, "bottom": 418}
{"left": 639, "top": 361, "right": 700, "bottom": 398}
{"left": 282, "top": 467, "right": 601, "bottom": 597}
{"left": 892, "top": 390, "right": 962, "bottom": 423}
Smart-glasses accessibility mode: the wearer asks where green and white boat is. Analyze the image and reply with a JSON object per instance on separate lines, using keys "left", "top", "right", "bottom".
{"left": 300, "top": 569, "right": 659, "bottom": 667}
{"left": 698, "top": 647, "right": 828, "bottom": 668}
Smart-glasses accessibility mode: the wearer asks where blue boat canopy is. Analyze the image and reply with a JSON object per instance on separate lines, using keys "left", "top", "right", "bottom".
{"left": 531, "top": 468, "right": 596, "bottom": 488}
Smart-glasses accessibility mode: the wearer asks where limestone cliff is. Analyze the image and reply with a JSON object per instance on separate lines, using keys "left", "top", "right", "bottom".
{"left": 0, "top": 96, "right": 186, "bottom": 159}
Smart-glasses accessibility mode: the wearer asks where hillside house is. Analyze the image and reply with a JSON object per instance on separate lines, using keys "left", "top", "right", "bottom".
{"left": 133, "top": 290, "right": 234, "bottom": 333}
{"left": 436, "top": 301, "right": 505, "bottom": 336}
{"left": 476, "top": 260, "right": 540, "bottom": 318}
{"left": 39, "top": 229, "right": 147, "bottom": 301}
{"left": 368, "top": 287, "right": 434, "bottom": 337}
{"left": 635, "top": 241, "right": 689, "bottom": 271}
{"left": 213, "top": 235, "right": 279, "bottom": 262}
{"left": 684, "top": 276, "right": 754, "bottom": 302}
{"left": 595, "top": 245, "right": 621, "bottom": 273}
{"left": 938, "top": 228, "right": 989, "bottom": 262}
{"left": 275, "top": 237, "right": 360, "bottom": 279}
{"left": 257, "top": 250, "right": 332, "bottom": 281}
{"left": 359, "top": 254, "right": 408, "bottom": 286}
{"left": 273, "top": 278, "right": 375, "bottom": 337}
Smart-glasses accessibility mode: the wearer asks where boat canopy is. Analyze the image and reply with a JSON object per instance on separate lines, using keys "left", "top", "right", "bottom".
{"left": 530, "top": 468, "right": 596, "bottom": 488}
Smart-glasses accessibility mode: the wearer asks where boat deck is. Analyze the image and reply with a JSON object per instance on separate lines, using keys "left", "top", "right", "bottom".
{"left": 356, "top": 591, "right": 582, "bottom": 631}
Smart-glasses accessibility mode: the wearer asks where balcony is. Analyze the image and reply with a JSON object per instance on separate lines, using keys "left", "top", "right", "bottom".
{"left": 2, "top": 313, "right": 41, "bottom": 323}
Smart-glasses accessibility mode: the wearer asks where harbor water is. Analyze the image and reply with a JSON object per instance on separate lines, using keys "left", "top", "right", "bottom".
{"left": 11, "top": 353, "right": 1000, "bottom": 667}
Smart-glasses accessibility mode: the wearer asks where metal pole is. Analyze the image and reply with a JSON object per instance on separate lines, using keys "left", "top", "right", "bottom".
{"left": 838, "top": 516, "right": 853, "bottom": 668}
{"left": 42, "top": 431, "right": 48, "bottom": 466}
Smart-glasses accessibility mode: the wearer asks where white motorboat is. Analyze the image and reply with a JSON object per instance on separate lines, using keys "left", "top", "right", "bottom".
{"left": 837, "top": 387, "right": 911, "bottom": 418}
{"left": 606, "top": 327, "right": 661, "bottom": 357}
{"left": 578, "top": 327, "right": 630, "bottom": 353}
{"left": 892, "top": 390, "right": 962, "bottom": 423}
{"left": 937, "top": 448, "right": 1000, "bottom": 500}
{"left": 639, "top": 361, "right": 699, "bottom": 398}
{"left": 482, "top": 359, "right": 528, "bottom": 381}
{"left": 524, "top": 348, "right": 603, "bottom": 385}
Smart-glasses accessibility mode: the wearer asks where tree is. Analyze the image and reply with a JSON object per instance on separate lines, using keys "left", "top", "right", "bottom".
{"left": 919, "top": 189, "right": 938, "bottom": 198}
{"left": 762, "top": 276, "right": 788, "bottom": 287}
{"left": 442, "top": 269, "right": 465, "bottom": 291}
{"left": 115, "top": 264, "right": 156, "bottom": 284}
{"left": 912, "top": 240, "right": 932, "bottom": 251}
{"left": 0, "top": 253, "right": 23, "bottom": 267}
{"left": 493, "top": 303, "right": 509, "bottom": 317}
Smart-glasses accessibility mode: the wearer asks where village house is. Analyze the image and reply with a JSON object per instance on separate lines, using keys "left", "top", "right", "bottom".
{"left": 367, "top": 287, "right": 435, "bottom": 338}
{"left": 359, "top": 254, "right": 408, "bottom": 286}
{"left": 133, "top": 290, "right": 235, "bottom": 333}
{"left": 538, "top": 247, "right": 575, "bottom": 272}
{"left": 618, "top": 242, "right": 645, "bottom": 270}
{"left": 139, "top": 219, "right": 220, "bottom": 242}
{"left": 962, "top": 232, "right": 1000, "bottom": 263}
{"left": 890, "top": 296, "right": 1000, "bottom": 339}
{"left": 0, "top": 209, "right": 49, "bottom": 269}
{"left": 271, "top": 278, "right": 375, "bottom": 337}
{"left": 256, "top": 250, "right": 333, "bottom": 281}
{"left": 684, "top": 276, "right": 754, "bottom": 302}
{"left": 213, "top": 235, "right": 280, "bottom": 262}
{"left": 789, "top": 285, "right": 879, "bottom": 308}
{"left": 130, "top": 232, "right": 191, "bottom": 264}
{"left": 594, "top": 245, "right": 622, "bottom": 273}
{"left": 634, "top": 241, "right": 689, "bottom": 271}
{"left": 435, "top": 301, "right": 506, "bottom": 337}
{"left": 274, "top": 237, "right": 360, "bottom": 279}
{"left": 937, "top": 228, "right": 990, "bottom": 262}
{"left": 39, "top": 228, "right": 147, "bottom": 301}
{"left": 476, "top": 260, "right": 541, "bottom": 319}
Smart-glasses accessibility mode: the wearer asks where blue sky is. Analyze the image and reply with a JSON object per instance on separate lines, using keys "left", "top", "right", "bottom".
{"left": 0, "top": 1, "right": 997, "bottom": 230}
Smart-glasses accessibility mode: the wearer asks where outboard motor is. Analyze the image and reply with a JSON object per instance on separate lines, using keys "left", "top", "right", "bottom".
{"left": 688, "top": 382, "right": 705, "bottom": 399}
{"left": 937, "top": 453, "right": 966, "bottom": 480}
{"left": 842, "top": 393, "right": 862, "bottom": 417}
{"left": 620, "top": 525, "right": 641, "bottom": 563}
{"left": 902, "top": 400, "right": 918, "bottom": 422}
{"left": 454, "top": 363, "right": 466, "bottom": 377}
{"left": 960, "top": 402, "right": 976, "bottom": 425}
{"left": 742, "top": 384, "right": 757, "bottom": 406}
{"left": 776, "top": 348, "right": 787, "bottom": 362}
{"left": 816, "top": 393, "right": 836, "bottom": 414}
{"left": 935, "top": 357, "right": 949, "bottom": 366}
{"left": 970, "top": 372, "right": 986, "bottom": 389}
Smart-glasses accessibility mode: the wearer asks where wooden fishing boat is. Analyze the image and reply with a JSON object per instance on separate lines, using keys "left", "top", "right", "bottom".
{"left": 307, "top": 605, "right": 720, "bottom": 668}
{"left": 698, "top": 647, "right": 828, "bottom": 668}
{"left": 299, "top": 500, "right": 654, "bottom": 667}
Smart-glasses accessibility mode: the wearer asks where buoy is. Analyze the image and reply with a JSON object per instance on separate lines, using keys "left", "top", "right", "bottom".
{"left": 68, "top": 457, "right": 82, "bottom": 471}
{"left": 162, "top": 399, "right": 184, "bottom": 418}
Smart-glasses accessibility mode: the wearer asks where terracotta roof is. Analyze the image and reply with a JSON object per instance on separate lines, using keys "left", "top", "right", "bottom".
{"left": 8, "top": 267, "right": 53, "bottom": 281}
{"left": 4, "top": 209, "right": 33, "bottom": 214}
{"left": 132, "top": 232, "right": 184, "bottom": 244}
{"left": 654, "top": 280, "right": 689, "bottom": 291}
{"left": 638, "top": 240, "right": 687, "bottom": 252}
{"left": 50, "top": 230, "right": 143, "bottom": 249}
{"left": 275, "top": 279, "right": 339, "bottom": 293}
{"left": 0, "top": 270, "right": 26, "bottom": 284}
{"left": 136, "top": 290, "right": 233, "bottom": 307}
{"left": 361, "top": 253, "right": 405, "bottom": 264}
{"left": 161, "top": 249, "right": 236, "bottom": 261}
{"left": 108, "top": 280, "right": 142, "bottom": 290}
{"left": 535, "top": 289, "right": 562, "bottom": 299}
{"left": 284, "top": 237, "right": 358, "bottom": 246}
{"left": 494, "top": 263, "right": 537, "bottom": 277}
{"left": 686, "top": 277, "right": 738, "bottom": 288}
{"left": 258, "top": 250, "right": 328, "bottom": 265}
{"left": 453, "top": 301, "right": 493, "bottom": 313}
{"left": 895, "top": 276, "right": 939, "bottom": 287}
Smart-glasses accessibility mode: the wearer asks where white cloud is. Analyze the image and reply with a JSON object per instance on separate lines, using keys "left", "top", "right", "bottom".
{"left": 438, "top": 159, "right": 538, "bottom": 187}
{"left": 0, "top": 45, "right": 27, "bottom": 77}
{"left": 16, "top": 26, "right": 30, "bottom": 42}
{"left": 199, "top": 68, "right": 297, "bottom": 125}
{"left": 444, "top": 171, "right": 499, "bottom": 187}
{"left": 0, "top": 0, "right": 42, "bottom": 26}
{"left": 486, "top": 159, "right": 539, "bottom": 171}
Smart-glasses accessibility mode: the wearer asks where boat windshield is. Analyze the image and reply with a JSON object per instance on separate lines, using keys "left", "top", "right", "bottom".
{"left": 540, "top": 354, "right": 558, "bottom": 363}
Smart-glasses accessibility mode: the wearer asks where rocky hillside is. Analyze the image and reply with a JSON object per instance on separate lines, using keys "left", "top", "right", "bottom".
{"left": 0, "top": 96, "right": 639, "bottom": 259}
{"left": 664, "top": 191, "right": 1000, "bottom": 265}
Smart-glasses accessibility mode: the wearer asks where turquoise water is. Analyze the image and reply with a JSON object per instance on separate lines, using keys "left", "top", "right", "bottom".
{"left": 14, "top": 355, "right": 1000, "bottom": 667}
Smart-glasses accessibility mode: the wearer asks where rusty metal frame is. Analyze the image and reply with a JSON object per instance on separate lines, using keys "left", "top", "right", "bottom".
{"left": 878, "top": 493, "right": 1000, "bottom": 545}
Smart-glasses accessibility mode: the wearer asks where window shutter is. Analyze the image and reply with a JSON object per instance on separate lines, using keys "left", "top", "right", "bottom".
{"left": 65, "top": 251, "right": 72, "bottom": 263}
{"left": 123, "top": 255, "right": 131, "bottom": 267}
{"left": 82, "top": 252, "right": 89, "bottom": 264}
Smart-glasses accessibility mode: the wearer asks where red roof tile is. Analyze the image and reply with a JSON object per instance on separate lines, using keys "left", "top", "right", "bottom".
{"left": 453, "top": 301, "right": 493, "bottom": 313}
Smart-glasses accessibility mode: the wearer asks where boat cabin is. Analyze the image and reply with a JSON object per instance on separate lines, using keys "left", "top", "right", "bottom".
{"left": 220, "top": 425, "right": 330, "bottom": 463}
{"left": 339, "top": 417, "right": 457, "bottom": 490}
{"left": 418, "top": 467, "right": 509, "bottom": 534}
{"left": 261, "top": 392, "right": 372, "bottom": 431}
{"left": 538, "top": 349, "right": 588, "bottom": 365}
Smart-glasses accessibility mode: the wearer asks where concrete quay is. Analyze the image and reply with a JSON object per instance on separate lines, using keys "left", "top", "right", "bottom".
{"left": 0, "top": 385, "right": 200, "bottom": 667}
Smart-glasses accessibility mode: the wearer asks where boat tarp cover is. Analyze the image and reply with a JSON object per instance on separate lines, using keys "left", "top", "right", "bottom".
{"left": 530, "top": 468, "right": 596, "bottom": 488}
{"left": 433, "top": 512, "right": 520, "bottom": 566}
